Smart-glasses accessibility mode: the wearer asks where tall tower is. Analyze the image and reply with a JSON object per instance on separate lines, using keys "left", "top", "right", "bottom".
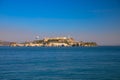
{"left": 35, "top": 36, "right": 40, "bottom": 40}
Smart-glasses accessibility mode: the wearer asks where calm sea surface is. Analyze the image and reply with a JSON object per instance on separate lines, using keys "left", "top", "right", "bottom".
{"left": 0, "top": 46, "right": 120, "bottom": 80}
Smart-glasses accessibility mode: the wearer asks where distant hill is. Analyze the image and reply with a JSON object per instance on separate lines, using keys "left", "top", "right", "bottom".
{"left": 0, "top": 40, "right": 11, "bottom": 46}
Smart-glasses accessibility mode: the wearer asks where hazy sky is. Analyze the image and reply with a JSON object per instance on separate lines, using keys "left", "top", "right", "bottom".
{"left": 0, "top": 0, "right": 120, "bottom": 45}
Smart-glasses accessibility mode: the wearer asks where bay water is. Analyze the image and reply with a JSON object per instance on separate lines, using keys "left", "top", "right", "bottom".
{"left": 0, "top": 46, "right": 120, "bottom": 80}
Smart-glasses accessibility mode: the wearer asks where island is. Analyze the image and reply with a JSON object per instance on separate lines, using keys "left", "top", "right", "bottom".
{"left": 9, "top": 37, "right": 97, "bottom": 47}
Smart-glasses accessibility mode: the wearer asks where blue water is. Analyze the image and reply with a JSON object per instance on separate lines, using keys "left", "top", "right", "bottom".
{"left": 0, "top": 46, "right": 120, "bottom": 80}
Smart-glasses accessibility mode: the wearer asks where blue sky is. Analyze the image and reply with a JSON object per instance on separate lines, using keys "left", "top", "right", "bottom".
{"left": 0, "top": 0, "right": 120, "bottom": 45}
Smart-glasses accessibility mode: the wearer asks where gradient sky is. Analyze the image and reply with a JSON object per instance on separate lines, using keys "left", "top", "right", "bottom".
{"left": 0, "top": 0, "right": 120, "bottom": 45}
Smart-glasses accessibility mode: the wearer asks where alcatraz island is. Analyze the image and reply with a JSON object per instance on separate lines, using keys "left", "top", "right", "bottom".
{"left": 3, "top": 37, "right": 97, "bottom": 47}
